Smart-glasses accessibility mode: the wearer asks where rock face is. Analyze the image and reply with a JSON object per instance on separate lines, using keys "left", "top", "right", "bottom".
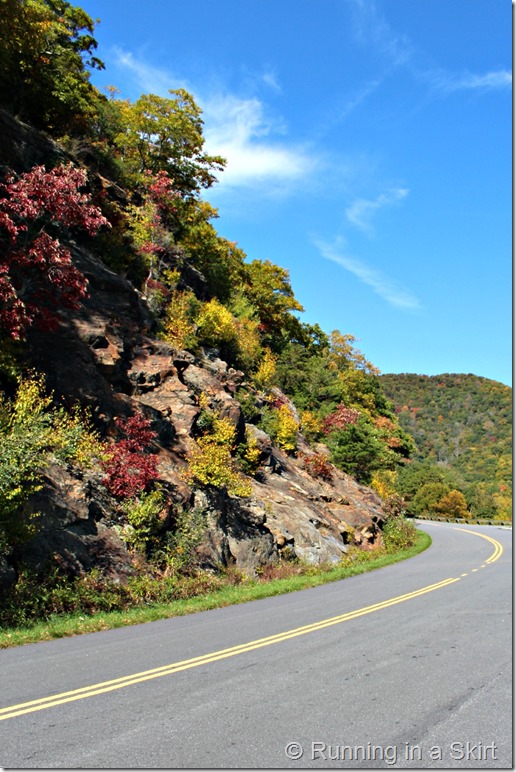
{"left": 11, "top": 239, "right": 386, "bottom": 580}
{"left": 1, "top": 109, "right": 387, "bottom": 582}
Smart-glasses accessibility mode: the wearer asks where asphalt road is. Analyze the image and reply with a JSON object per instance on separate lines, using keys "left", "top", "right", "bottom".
{"left": 0, "top": 522, "right": 512, "bottom": 769}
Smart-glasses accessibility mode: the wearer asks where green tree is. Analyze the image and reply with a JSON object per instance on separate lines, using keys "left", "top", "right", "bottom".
{"left": 412, "top": 482, "right": 451, "bottom": 516}
{"left": 241, "top": 259, "right": 303, "bottom": 351}
{"left": 113, "top": 90, "right": 225, "bottom": 196}
{"left": 0, "top": 0, "right": 104, "bottom": 133}
{"left": 395, "top": 460, "right": 461, "bottom": 504}
{"left": 326, "top": 417, "right": 389, "bottom": 484}
{"left": 276, "top": 344, "right": 340, "bottom": 412}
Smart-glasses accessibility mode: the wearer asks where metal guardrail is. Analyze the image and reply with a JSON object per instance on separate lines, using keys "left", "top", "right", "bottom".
{"left": 414, "top": 515, "right": 512, "bottom": 527}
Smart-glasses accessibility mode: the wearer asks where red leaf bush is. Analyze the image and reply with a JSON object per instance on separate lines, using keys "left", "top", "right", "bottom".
{"left": 0, "top": 164, "right": 108, "bottom": 339}
{"left": 102, "top": 414, "right": 159, "bottom": 499}
{"left": 322, "top": 405, "right": 361, "bottom": 435}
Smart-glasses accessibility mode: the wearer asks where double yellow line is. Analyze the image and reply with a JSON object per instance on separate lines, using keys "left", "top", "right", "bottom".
{"left": 456, "top": 527, "right": 504, "bottom": 563}
{"left": 0, "top": 577, "right": 459, "bottom": 722}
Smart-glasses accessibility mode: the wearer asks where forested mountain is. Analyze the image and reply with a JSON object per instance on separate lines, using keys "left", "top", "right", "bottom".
{"left": 380, "top": 373, "right": 512, "bottom": 520}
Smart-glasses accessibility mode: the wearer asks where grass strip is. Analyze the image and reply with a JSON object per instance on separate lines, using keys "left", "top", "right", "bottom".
{"left": 0, "top": 530, "right": 431, "bottom": 649}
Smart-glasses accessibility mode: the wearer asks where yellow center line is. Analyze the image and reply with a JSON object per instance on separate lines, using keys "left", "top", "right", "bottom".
{"left": 455, "top": 527, "right": 504, "bottom": 564}
{"left": 0, "top": 577, "right": 459, "bottom": 722}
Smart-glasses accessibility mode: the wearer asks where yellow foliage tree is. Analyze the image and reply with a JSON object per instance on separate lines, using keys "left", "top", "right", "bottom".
{"left": 436, "top": 489, "right": 469, "bottom": 519}
{"left": 275, "top": 404, "right": 299, "bottom": 453}
{"left": 196, "top": 298, "right": 237, "bottom": 346}
{"left": 253, "top": 348, "right": 277, "bottom": 391}
{"left": 370, "top": 470, "right": 398, "bottom": 500}
{"left": 161, "top": 290, "right": 199, "bottom": 350}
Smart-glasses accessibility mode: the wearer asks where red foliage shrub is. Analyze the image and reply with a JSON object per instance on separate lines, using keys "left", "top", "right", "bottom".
{"left": 102, "top": 414, "right": 159, "bottom": 499}
{"left": 322, "top": 405, "right": 360, "bottom": 434}
{"left": 301, "top": 452, "right": 334, "bottom": 481}
{"left": 0, "top": 164, "right": 109, "bottom": 339}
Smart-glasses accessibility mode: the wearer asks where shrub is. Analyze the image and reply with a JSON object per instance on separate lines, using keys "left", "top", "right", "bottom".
{"left": 302, "top": 452, "right": 333, "bottom": 481}
{"left": 196, "top": 298, "right": 237, "bottom": 347}
{"left": 186, "top": 408, "right": 252, "bottom": 497}
{"left": 259, "top": 402, "right": 299, "bottom": 453}
{"left": 160, "top": 289, "right": 200, "bottom": 350}
{"left": 237, "top": 426, "right": 262, "bottom": 475}
{"left": 370, "top": 469, "right": 398, "bottom": 500}
{"left": 186, "top": 438, "right": 252, "bottom": 498}
{"left": 322, "top": 405, "right": 361, "bottom": 434}
{"left": 0, "top": 164, "right": 108, "bottom": 340}
{"left": 275, "top": 403, "right": 299, "bottom": 453}
{"left": 300, "top": 410, "right": 324, "bottom": 443}
{"left": 117, "top": 489, "right": 165, "bottom": 553}
{"left": 233, "top": 316, "right": 261, "bottom": 371}
{"left": 382, "top": 515, "right": 417, "bottom": 552}
{"left": 101, "top": 414, "right": 159, "bottom": 499}
{"left": 253, "top": 348, "right": 277, "bottom": 391}
{"left": 52, "top": 405, "right": 106, "bottom": 468}
{"left": 0, "top": 375, "right": 105, "bottom": 551}
{"left": 157, "top": 506, "right": 207, "bottom": 574}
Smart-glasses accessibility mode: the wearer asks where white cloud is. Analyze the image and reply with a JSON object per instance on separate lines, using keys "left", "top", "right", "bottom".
{"left": 346, "top": 187, "right": 409, "bottom": 235}
{"left": 426, "top": 68, "right": 512, "bottom": 94}
{"left": 315, "top": 238, "right": 421, "bottom": 311}
{"left": 203, "top": 94, "right": 315, "bottom": 189}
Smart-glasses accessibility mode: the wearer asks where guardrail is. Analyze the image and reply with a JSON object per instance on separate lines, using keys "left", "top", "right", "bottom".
{"left": 413, "top": 515, "right": 512, "bottom": 527}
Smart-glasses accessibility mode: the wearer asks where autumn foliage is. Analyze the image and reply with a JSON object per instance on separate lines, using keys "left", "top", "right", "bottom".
{"left": 322, "top": 405, "right": 361, "bottom": 434}
{"left": 101, "top": 414, "right": 159, "bottom": 499}
{"left": 0, "top": 164, "right": 108, "bottom": 339}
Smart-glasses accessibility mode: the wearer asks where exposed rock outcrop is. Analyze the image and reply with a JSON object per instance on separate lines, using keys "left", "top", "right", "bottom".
{"left": 0, "top": 109, "right": 387, "bottom": 583}
{"left": 8, "top": 243, "right": 386, "bottom": 581}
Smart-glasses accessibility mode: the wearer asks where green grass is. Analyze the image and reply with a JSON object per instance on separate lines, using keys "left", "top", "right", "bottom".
{"left": 0, "top": 530, "right": 431, "bottom": 649}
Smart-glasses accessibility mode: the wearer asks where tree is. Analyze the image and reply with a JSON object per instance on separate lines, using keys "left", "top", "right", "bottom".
{"left": 395, "top": 460, "right": 461, "bottom": 504}
{"left": 328, "top": 330, "right": 380, "bottom": 375}
{"left": 242, "top": 259, "right": 303, "bottom": 350}
{"left": 436, "top": 490, "right": 469, "bottom": 519}
{"left": 412, "top": 482, "right": 451, "bottom": 516}
{"left": 0, "top": 0, "right": 104, "bottom": 133}
{"left": 113, "top": 90, "right": 225, "bottom": 196}
{"left": 0, "top": 164, "right": 108, "bottom": 339}
{"left": 326, "top": 417, "right": 389, "bottom": 484}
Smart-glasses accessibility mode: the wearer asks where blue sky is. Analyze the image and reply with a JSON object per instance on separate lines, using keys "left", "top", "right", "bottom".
{"left": 80, "top": 0, "right": 511, "bottom": 385}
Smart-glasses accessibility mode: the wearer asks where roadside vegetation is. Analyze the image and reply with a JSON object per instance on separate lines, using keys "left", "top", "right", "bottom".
{"left": 0, "top": 525, "right": 430, "bottom": 649}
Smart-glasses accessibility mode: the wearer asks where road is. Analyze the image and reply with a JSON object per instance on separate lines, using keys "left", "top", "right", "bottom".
{"left": 0, "top": 522, "right": 512, "bottom": 768}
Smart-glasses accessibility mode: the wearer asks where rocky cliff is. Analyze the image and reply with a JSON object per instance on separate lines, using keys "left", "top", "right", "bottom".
{"left": 1, "top": 110, "right": 386, "bottom": 586}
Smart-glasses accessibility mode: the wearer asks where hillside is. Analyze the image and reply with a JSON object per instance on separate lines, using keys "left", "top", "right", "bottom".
{"left": 0, "top": 1, "right": 424, "bottom": 626}
{"left": 380, "top": 373, "right": 512, "bottom": 520}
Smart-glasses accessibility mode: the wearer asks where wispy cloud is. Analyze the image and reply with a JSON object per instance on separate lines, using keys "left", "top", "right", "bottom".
{"left": 346, "top": 187, "right": 409, "bottom": 236}
{"left": 261, "top": 68, "right": 281, "bottom": 94}
{"left": 426, "top": 68, "right": 512, "bottom": 94}
{"left": 112, "top": 47, "right": 188, "bottom": 95}
{"left": 351, "top": 0, "right": 413, "bottom": 67}
{"left": 203, "top": 94, "right": 315, "bottom": 190}
{"left": 315, "top": 238, "right": 421, "bottom": 311}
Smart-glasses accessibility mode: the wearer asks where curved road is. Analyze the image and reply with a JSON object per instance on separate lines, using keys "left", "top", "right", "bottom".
{"left": 0, "top": 522, "right": 511, "bottom": 768}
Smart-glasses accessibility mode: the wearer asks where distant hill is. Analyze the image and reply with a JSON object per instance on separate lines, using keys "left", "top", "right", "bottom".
{"left": 379, "top": 373, "right": 512, "bottom": 519}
